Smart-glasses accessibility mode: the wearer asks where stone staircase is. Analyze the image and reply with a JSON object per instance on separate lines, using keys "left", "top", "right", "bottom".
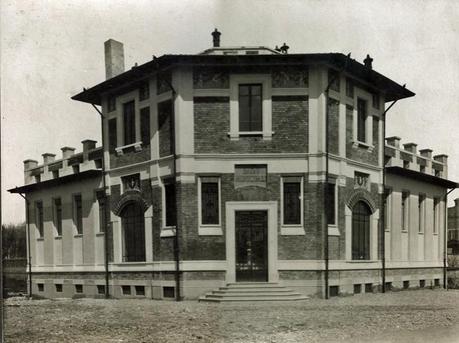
{"left": 199, "top": 282, "right": 309, "bottom": 302}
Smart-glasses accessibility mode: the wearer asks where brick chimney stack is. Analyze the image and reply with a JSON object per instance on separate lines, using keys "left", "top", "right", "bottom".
{"left": 23, "top": 159, "right": 38, "bottom": 171}
{"left": 82, "top": 139, "right": 97, "bottom": 152}
{"left": 61, "top": 146, "right": 76, "bottom": 159}
{"left": 105, "top": 39, "right": 125, "bottom": 80}
{"left": 403, "top": 143, "right": 417, "bottom": 154}
{"left": 385, "top": 136, "right": 401, "bottom": 148}
{"left": 419, "top": 149, "right": 433, "bottom": 159}
{"left": 42, "top": 153, "right": 56, "bottom": 165}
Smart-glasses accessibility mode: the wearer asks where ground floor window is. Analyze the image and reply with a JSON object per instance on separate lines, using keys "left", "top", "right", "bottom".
{"left": 352, "top": 201, "right": 371, "bottom": 260}
{"left": 121, "top": 202, "right": 145, "bottom": 262}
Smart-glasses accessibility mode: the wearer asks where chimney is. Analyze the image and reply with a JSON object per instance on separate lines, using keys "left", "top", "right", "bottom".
{"left": 385, "top": 136, "right": 401, "bottom": 148}
{"left": 212, "top": 29, "right": 221, "bottom": 47}
{"left": 61, "top": 146, "right": 76, "bottom": 159}
{"left": 82, "top": 139, "right": 97, "bottom": 152}
{"left": 42, "top": 153, "right": 56, "bottom": 165}
{"left": 23, "top": 159, "right": 38, "bottom": 171}
{"left": 403, "top": 143, "right": 417, "bottom": 154}
{"left": 364, "top": 54, "right": 373, "bottom": 69}
{"left": 433, "top": 154, "right": 448, "bottom": 164}
{"left": 104, "top": 39, "right": 125, "bottom": 80}
{"left": 419, "top": 148, "right": 433, "bottom": 159}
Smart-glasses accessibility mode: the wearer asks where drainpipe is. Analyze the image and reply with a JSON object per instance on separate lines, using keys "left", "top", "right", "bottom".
{"left": 444, "top": 188, "right": 455, "bottom": 289}
{"left": 380, "top": 93, "right": 403, "bottom": 293}
{"left": 17, "top": 192, "right": 32, "bottom": 298}
{"left": 323, "top": 55, "right": 350, "bottom": 299}
{"left": 90, "top": 103, "right": 110, "bottom": 299}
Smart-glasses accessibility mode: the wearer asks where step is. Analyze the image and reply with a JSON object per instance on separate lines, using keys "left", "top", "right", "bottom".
{"left": 200, "top": 295, "right": 309, "bottom": 302}
{"left": 210, "top": 292, "right": 303, "bottom": 298}
{"left": 224, "top": 283, "right": 282, "bottom": 288}
{"left": 214, "top": 288, "right": 293, "bottom": 294}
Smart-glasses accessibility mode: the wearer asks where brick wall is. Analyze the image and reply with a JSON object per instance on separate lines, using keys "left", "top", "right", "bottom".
{"left": 109, "top": 147, "right": 150, "bottom": 169}
{"left": 194, "top": 96, "right": 308, "bottom": 154}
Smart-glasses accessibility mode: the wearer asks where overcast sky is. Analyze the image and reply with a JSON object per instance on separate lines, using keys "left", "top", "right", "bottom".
{"left": 2, "top": 0, "right": 458, "bottom": 224}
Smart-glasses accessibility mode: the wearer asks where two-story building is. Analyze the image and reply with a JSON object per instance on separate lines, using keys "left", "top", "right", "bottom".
{"left": 9, "top": 30, "right": 457, "bottom": 300}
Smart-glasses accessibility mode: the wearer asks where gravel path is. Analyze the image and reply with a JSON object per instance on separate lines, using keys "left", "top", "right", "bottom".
{"left": 4, "top": 289, "right": 459, "bottom": 342}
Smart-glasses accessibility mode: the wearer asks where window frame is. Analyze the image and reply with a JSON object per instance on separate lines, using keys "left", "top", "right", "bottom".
{"left": 198, "top": 176, "right": 222, "bottom": 236}
{"left": 123, "top": 100, "right": 136, "bottom": 146}
{"left": 401, "top": 191, "right": 410, "bottom": 232}
{"left": 384, "top": 188, "right": 392, "bottom": 232}
{"left": 418, "top": 193, "right": 426, "bottom": 234}
{"left": 357, "top": 98, "right": 367, "bottom": 143}
{"left": 326, "top": 180, "right": 338, "bottom": 227}
{"left": 433, "top": 197, "right": 440, "bottom": 234}
{"left": 53, "top": 197, "right": 63, "bottom": 237}
{"left": 280, "top": 176, "right": 304, "bottom": 235}
{"left": 73, "top": 193, "right": 83, "bottom": 235}
{"left": 35, "top": 201, "right": 44, "bottom": 238}
{"left": 238, "top": 83, "right": 263, "bottom": 132}
{"left": 161, "top": 179, "right": 177, "bottom": 236}
{"left": 229, "top": 74, "right": 272, "bottom": 140}
{"left": 140, "top": 106, "right": 151, "bottom": 146}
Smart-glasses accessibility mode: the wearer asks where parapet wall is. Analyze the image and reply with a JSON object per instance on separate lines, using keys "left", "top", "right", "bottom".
{"left": 23, "top": 139, "right": 103, "bottom": 185}
{"left": 384, "top": 136, "right": 448, "bottom": 178}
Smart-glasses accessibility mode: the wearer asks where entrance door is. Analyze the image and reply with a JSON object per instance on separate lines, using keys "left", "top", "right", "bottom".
{"left": 235, "top": 211, "right": 268, "bottom": 282}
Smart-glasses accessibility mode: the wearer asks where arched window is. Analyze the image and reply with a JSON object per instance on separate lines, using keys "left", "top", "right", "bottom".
{"left": 352, "top": 201, "right": 371, "bottom": 260}
{"left": 121, "top": 202, "right": 145, "bottom": 262}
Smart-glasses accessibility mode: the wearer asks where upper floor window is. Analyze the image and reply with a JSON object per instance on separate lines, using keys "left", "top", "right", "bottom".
{"left": 108, "top": 118, "right": 117, "bottom": 152}
{"left": 357, "top": 98, "right": 367, "bottom": 142}
{"left": 418, "top": 194, "right": 425, "bottom": 233}
{"left": 164, "top": 182, "right": 176, "bottom": 227}
{"left": 282, "top": 178, "right": 302, "bottom": 225}
{"left": 96, "top": 191, "right": 106, "bottom": 233}
{"left": 433, "top": 197, "right": 440, "bottom": 234}
{"left": 326, "top": 182, "right": 337, "bottom": 226}
{"left": 54, "top": 198, "right": 62, "bottom": 236}
{"left": 123, "top": 101, "right": 136, "bottom": 145}
{"left": 73, "top": 194, "right": 83, "bottom": 234}
{"left": 384, "top": 188, "right": 391, "bottom": 231}
{"left": 239, "top": 84, "right": 262, "bottom": 132}
{"left": 140, "top": 107, "right": 150, "bottom": 146}
{"left": 402, "top": 192, "right": 409, "bottom": 231}
{"left": 346, "top": 78, "right": 354, "bottom": 98}
{"left": 372, "top": 93, "right": 380, "bottom": 109}
{"left": 36, "top": 201, "right": 44, "bottom": 238}
{"left": 139, "top": 82, "right": 150, "bottom": 101}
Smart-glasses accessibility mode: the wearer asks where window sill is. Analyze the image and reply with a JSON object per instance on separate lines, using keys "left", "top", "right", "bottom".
{"left": 281, "top": 226, "right": 304, "bottom": 235}
{"left": 74, "top": 234, "right": 83, "bottom": 238}
{"left": 433, "top": 232, "right": 439, "bottom": 236}
{"left": 228, "top": 131, "right": 274, "bottom": 141}
{"left": 37, "top": 237, "right": 44, "bottom": 241}
{"left": 198, "top": 226, "right": 223, "bottom": 236}
{"left": 160, "top": 226, "right": 176, "bottom": 237}
{"left": 96, "top": 232, "right": 105, "bottom": 237}
{"left": 54, "top": 236, "right": 62, "bottom": 240}
{"left": 347, "top": 260, "right": 379, "bottom": 263}
{"left": 418, "top": 231, "right": 424, "bottom": 235}
{"left": 115, "top": 141, "right": 143, "bottom": 156}
{"left": 352, "top": 140, "right": 374, "bottom": 152}
{"left": 327, "top": 225, "right": 340, "bottom": 236}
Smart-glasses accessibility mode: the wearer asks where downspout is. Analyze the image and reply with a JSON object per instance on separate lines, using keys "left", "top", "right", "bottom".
{"left": 323, "top": 55, "right": 350, "bottom": 299}
{"left": 17, "top": 191, "right": 32, "bottom": 298}
{"left": 91, "top": 103, "right": 110, "bottom": 299}
{"left": 444, "top": 188, "right": 455, "bottom": 289}
{"left": 380, "top": 90, "right": 405, "bottom": 293}
{"left": 161, "top": 75, "right": 181, "bottom": 301}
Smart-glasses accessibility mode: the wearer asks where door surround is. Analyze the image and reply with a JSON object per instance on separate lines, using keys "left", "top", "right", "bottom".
{"left": 226, "top": 201, "right": 278, "bottom": 283}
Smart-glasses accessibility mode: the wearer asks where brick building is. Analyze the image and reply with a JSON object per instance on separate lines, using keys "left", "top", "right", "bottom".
{"left": 9, "top": 31, "right": 458, "bottom": 300}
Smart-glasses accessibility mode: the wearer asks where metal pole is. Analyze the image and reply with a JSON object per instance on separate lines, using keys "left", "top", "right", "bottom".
{"left": 17, "top": 192, "right": 32, "bottom": 298}
{"left": 444, "top": 188, "right": 455, "bottom": 289}
{"left": 91, "top": 103, "right": 110, "bottom": 299}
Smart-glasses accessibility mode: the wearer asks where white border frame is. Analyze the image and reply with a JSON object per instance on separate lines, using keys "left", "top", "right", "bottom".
{"left": 228, "top": 74, "right": 272, "bottom": 140}
{"left": 280, "top": 176, "right": 304, "bottom": 235}
{"left": 225, "top": 201, "right": 278, "bottom": 283}
{"left": 197, "top": 176, "right": 223, "bottom": 236}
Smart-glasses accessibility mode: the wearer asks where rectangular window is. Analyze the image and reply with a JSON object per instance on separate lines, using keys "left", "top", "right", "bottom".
{"left": 419, "top": 280, "right": 425, "bottom": 288}
{"left": 123, "top": 101, "right": 136, "bottom": 145}
{"left": 135, "top": 285, "right": 145, "bottom": 296}
{"left": 52, "top": 170, "right": 59, "bottom": 179}
{"left": 283, "top": 180, "right": 301, "bottom": 225}
{"left": 38, "top": 283, "right": 44, "bottom": 292}
{"left": 73, "top": 194, "right": 83, "bottom": 234}
{"left": 158, "top": 100, "right": 174, "bottom": 156}
{"left": 329, "top": 286, "right": 339, "bottom": 297}
{"left": 420, "top": 165, "right": 426, "bottom": 173}
{"left": 139, "top": 82, "right": 150, "bottom": 101}
{"left": 384, "top": 188, "right": 391, "bottom": 231}
{"left": 357, "top": 98, "right": 367, "bottom": 142}
{"left": 55, "top": 284, "right": 63, "bottom": 293}
{"left": 372, "top": 93, "right": 380, "bottom": 109}
{"left": 140, "top": 107, "right": 150, "bottom": 146}
{"left": 107, "top": 96, "right": 116, "bottom": 112}
{"left": 346, "top": 78, "right": 354, "bottom": 98}
{"left": 165, "top": 182, "right": 176, "bottom": 227}
{"left": 328, "top": 69, "right": 340, "bottom": 92}
{"left": 353, "top": 284, "right": 361, "bottom": 294}
{"left": 326, "top": 182, "right": 336, "bottom": 225}
{"left": 75, "top": 284, "right": 83, "bottom": 293}
{"left": 201, "top": 179, "right": 219, "bottom": 225}
{"left": 122, "top": 285, "right": 131, "bottom": 295}
{"left": 97, "top": 285, "right": 105, "bottom": 295}
{"left": 97, "top": 194, "right": 106, "bottom": 233}
{"left": 365, "top": 283, "right": 373, "bottom": 293}
{"left": 54, "top": 198, "right": 62, "bottom": 236}
{"left": 433, "top": 198, "right": 440, "bottom": 234}
{"left": 403, "top": 160, "right": 410, "bottom": 169}
{"left": 402, "top": 192, "right": 409, "bottom": 231}
{"left": 403, "top": 280, "right": 410, "bottom": 289}
{"left": 108, "top": 118, "right": 117, "bottom": 152}
{"left": 36, "top": 201, "right": 44, "bottom": 238}
{"left": 239, "top": 84, "right": 262, "bottom": 132}
{"left": 163, "top": 286, "right": 175, "bottom": 298}
{"left": 418, "top": 194, "right": 425, "bottom": 233}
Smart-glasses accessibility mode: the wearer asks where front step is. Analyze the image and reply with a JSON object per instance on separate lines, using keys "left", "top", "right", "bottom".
{"left": 199, "top": 282, "right": 309, "bottom": 302}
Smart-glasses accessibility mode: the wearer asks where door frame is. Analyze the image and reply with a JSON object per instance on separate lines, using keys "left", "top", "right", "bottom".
{"left": 226, "top": 201, "right": 278, "bottom": 283}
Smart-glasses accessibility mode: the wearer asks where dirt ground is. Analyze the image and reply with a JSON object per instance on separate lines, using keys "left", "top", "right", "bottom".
{"left": 3, "top": 289, "right": 459, "bottom": 343}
